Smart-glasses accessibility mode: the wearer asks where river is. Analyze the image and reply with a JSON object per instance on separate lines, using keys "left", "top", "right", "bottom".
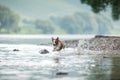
{"left": 0, "top": 35, "right": 120, "bottom": 80}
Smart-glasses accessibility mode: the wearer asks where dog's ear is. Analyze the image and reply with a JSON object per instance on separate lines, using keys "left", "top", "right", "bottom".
{"left": 56, "top": 37, "right": 59, "bottom": 40}
{"left": 52, "top": 37, "right": 54, "bottom": 41}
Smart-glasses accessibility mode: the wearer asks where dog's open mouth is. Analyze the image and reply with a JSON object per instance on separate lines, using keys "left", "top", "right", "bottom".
{"left": 53, "top": 44, "right": 56, "bottom": 46}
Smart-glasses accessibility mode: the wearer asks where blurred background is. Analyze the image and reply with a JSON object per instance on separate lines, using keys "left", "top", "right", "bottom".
{"left": 0, "top": 1, "right": 120, "bottom": 80}
{"left": 0, "top": 0, "right": 120, "bottom": 35}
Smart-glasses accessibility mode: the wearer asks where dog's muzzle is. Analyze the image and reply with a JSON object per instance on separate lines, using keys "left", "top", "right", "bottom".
{"left": 53, "top": 44, "right": 56, "bottom": 46}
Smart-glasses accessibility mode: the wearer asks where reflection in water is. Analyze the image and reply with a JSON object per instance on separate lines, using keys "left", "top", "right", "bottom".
{"left": 87, "top": 56, "right": 112, "bottom": 80}
{"left": 111, "top": 57, "right": 120, "bottom": 79}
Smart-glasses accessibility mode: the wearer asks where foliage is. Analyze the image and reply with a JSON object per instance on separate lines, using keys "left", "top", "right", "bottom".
{"left": 80, "top": 0, "right": 120, "bottom": 20}
{"left": 35, "top": 19, "right": 55, "bottom": 34}
{"left": 0, "top": 4, "right": 20, "bottom": 33}
{"left": 0, "top": 4, "right": 115, "bottom": 34}
{"left": 50, "top": 11, "right": 113, "bottom": 34}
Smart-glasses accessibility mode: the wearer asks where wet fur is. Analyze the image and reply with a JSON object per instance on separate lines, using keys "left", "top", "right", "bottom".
{"left": 52, "top": 37, "right": 65, "bottom": 51}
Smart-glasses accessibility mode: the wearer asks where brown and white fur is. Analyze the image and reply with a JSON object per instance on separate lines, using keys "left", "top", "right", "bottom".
{"left": 52, "top": 37, "right": 65, "bottom": 51}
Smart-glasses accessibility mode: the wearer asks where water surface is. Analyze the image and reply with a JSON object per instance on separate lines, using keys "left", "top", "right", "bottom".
{"left": 0, "top": 35, "right": 120, "bottom": 80}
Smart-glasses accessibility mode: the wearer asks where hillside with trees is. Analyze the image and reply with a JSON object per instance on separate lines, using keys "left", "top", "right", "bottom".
{"left": 0, "top": 3, "right": 118, "bottom": 34}
{"left": 0, "top": 4, "right": 20, "bottom": 33}
{"left": 50, "top": 11, "right": 113, "bottom": 34}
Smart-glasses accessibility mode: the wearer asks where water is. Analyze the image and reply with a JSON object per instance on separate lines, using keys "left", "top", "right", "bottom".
{"left": 0, "top": 35, "right": 120, "bottom": 80}
{"left": 0, "top": 34, "right": 94, "bottom": 44}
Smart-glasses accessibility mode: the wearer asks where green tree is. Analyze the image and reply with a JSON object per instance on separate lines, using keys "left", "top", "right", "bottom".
{"left": 50, "top": 11, "right": 112, "bottom": 34}
{"left": 35, "top": 19, "right": 54, "bottom": 34}
{"left": 80, "top": 0, "right": 120, "bottom": 20}
{"left": 0, "top": 4, "right": 20, "bottom": 33}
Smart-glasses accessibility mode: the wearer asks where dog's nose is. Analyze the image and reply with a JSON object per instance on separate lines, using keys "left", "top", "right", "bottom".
{"left": 53, "top": 44, "right": 56, "bottom": 46}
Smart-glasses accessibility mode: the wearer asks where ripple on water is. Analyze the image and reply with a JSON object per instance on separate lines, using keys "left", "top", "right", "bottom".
{"left": 0, "top": 44, "right": 116, "bottom": 80}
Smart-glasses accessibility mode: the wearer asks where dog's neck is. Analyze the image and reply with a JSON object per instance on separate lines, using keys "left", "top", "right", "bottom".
{"left": 53, "top": 41, "right": 62, "bottom": 51}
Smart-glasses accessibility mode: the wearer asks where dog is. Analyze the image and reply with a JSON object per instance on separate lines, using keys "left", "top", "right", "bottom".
{"left": 52, "top": 37, "right": 65, "bottom": 51}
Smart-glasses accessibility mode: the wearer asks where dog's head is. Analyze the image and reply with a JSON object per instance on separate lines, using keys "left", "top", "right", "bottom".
{"left": 52, "top": 37, "right": 59, "bottom": 46}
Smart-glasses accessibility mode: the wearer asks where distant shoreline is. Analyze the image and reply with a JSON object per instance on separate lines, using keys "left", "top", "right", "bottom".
{"left": 0, "top": 34, "right": 95, "bottom": 39}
